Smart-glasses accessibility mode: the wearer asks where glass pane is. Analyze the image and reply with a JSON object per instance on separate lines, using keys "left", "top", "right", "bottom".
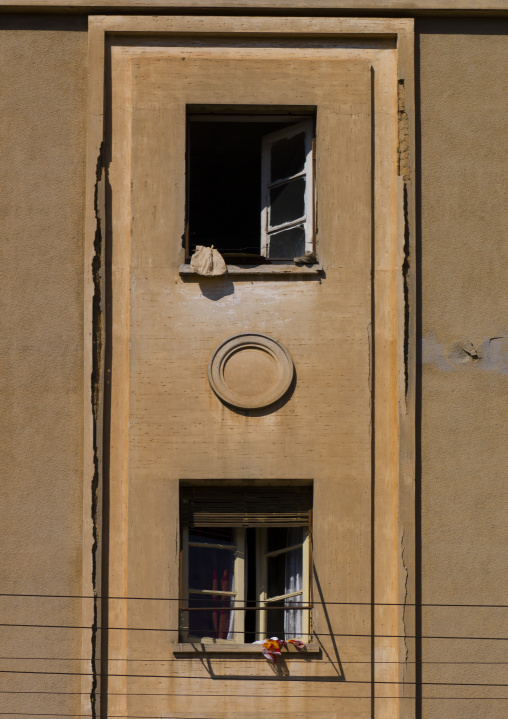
{"left": 284, "top": 595, "right": 303, "bottom": 639}
{"left": 267, "top": 527, "right": 304, "bottom": 554}
{"left": 189, "top": 527, "right": 235, "bottom": 546}
{"left": 270, "top": 131, "right": 306, "bottom": 182}
{"left": 188, "top": 594, "right": 234, "bottom": 640}
{"left": 265, "top": 597, "right": 303, "bottom": 640}
{"left": 189, "top": 545, "right": 235, "bottom": 593}
{"left": 269, "top": 177, "right": 305, "bottom": 228}
{"left": 267, "top": 546, "right": 303, "bottom": 600}
{"left": 267, "top": 226, "right": 306, "bottom": 260}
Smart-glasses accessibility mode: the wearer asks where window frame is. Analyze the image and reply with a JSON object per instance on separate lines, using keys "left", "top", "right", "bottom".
{"left": 180, "top": 523, "right": 311, "bottom": 644}
{"left": 260, "top": 119, "right": 315, "bottom": 260}
{"left": 185, "top": 112, "right": 315, "bottom": 263}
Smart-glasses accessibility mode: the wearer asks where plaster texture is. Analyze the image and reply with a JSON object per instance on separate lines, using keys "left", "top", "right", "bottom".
{"left": 0, "top": 10, "right": 507, "bottom": 719}
{"left": 418, "top": 18, "right": 508, "bottom": 718}
{"left": 0, "top": 15, "right": 87, "bottom": 718}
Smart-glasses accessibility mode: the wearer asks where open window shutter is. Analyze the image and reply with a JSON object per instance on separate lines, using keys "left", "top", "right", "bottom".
{"left": 181, "top": 487, "right": 312, "bottom": 528}
{"left": 260, "top": 119, "right": 314, "bottom": 260}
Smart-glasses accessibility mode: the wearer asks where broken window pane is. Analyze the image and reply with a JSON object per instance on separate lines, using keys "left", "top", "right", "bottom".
{"left": 269, "top": 177, "right": 306, "bottom": 228}
{"left": 268, "top": 226, "right": 306, "bottom": 259}
{"left": 270, "top": 131, "right": 306, "bottom": 183}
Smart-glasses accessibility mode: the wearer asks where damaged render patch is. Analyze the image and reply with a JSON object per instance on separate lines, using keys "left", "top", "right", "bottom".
{"left": 398, "top": 80, "right": 411, "bottom": 183}
{"left": 483, "top": 337, "right": 508, "bottom": 372}
{"left": 422, "top": 334, "right": 508, "bottom": 374}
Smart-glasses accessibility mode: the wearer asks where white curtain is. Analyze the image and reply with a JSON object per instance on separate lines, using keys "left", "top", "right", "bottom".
{"left": 284, "top": 529, "right": 303, "bottom": 638}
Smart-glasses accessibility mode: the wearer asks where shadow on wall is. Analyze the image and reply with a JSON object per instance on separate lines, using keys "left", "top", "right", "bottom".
{"left": 198, "top": 276, "right": 235, "bottom": 301}
{"left": 180, "top": 272, "right": 325, "bottom": 302}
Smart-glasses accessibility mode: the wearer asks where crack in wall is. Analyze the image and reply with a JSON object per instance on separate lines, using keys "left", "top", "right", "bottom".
{"left": 400, "top": 526, "right": 409, "bottom": 669}
{"left": 398, "top": 80, "right": 412, "bottom": 401}
{"left": 90, "top": 141, "right": 105, "bottom": 719}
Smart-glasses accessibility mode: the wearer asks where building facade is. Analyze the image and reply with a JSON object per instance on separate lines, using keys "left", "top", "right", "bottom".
{"left": 1, "top": 3, "right": 507, "bottom": 719}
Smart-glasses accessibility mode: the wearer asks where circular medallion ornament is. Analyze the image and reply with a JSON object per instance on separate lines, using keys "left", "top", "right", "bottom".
{"left": 208, "top": 333, "right": 294, "bottom": 409}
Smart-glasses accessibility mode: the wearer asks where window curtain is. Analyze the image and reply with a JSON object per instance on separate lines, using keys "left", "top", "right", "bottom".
{"left": 284, "top": 528, "right": 303, "bottom": 638}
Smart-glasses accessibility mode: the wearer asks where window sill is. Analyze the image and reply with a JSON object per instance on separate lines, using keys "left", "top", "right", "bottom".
{"left": 179, "top": 263, "right": 323, "bottom": 276}
{"left": 172, "top": 642, "right": 320, "bottom": 656}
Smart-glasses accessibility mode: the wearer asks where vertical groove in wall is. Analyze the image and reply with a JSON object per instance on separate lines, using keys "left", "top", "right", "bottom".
{"left": 398, "top": 79, "right": 411, "bottom": 401}
{"left": 91, "top": 142, "right": 105, "bottom": 719}
{"left": 369, "top": 65, "right": 376, "bottom": 719}
{"left": 413, "top": 28, "right": 422, "bottom": 718}
{"left": 402, "top": 181, "right": 411, "bottom": 400}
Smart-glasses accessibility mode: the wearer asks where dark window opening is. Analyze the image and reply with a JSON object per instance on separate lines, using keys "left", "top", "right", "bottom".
{"left": 245, "top": 528, "right": 257, "bottom": 643}
{"left": 186, "top": 110, "right": 315, "bottom": 264}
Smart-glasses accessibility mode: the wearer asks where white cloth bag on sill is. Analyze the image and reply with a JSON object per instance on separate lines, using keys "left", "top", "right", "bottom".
{"left": 190, "top": 245, "right": 227, "bottom": 277}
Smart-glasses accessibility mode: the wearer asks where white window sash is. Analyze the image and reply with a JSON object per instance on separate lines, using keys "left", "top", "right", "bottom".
{"left": 260, "top": 119, "right": 314, "bottom": 258}
{"left": 256, "top": 529, "right": 310, "bottom": 641}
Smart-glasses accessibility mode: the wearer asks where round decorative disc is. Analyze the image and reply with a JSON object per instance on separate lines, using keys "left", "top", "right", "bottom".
{"left": 208, "top": 333, "right": 294, "bottom": 409}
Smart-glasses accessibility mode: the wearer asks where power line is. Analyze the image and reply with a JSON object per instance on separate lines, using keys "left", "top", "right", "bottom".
{"left": 1, "top": 668, "right": 508, "bottom": 686}
{"left": 1, "top": 592, "right": 508, "bottom": 608}
{"left": 1, "top": 690, "right": 508, "bottom": 695}
{"left": 1, "top": 622, "right": 507, "bottom": 641}
{"left": 0, "top": 691, "right": 507, "bottom": 699}
{"left": 2, "top": 656, "right": 507, "bottom": 664}
{"left": 2, "top": 697, "right": 508, "bottom": 717}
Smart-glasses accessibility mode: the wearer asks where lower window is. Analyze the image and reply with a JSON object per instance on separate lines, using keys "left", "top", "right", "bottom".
{"left": 180, "top": 486, "right": 312, "bottom": 643}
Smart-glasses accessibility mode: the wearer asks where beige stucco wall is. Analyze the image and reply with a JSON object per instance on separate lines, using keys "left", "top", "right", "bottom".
{"left": 0, "top": 15, "right": 88, "bottom": 718}
{"left": 418, "top": 18, "right": 508, "bottom": 719}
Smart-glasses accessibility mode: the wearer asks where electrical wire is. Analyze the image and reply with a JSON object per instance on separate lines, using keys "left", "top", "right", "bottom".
{"left": 1, "top": 592, "right": 508, "bottom": 608}
{"left": 2, "top": 657, "right": 508, "bottom": 664}
{"left": 2, "top": 696, "right": 508, "bottom": 718}
{"left": 1, "top": 670, "right": 508, "bottom": 686}
{"left": 1, "top": 594, "right": 506, "bottom": 711}
{"left": 0, "top": 622, "right": 507, "bottom": 641}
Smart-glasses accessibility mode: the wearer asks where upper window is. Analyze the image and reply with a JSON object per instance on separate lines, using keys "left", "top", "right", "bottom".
{"left": 186, "top": 108, "right": 315, "bottom": 264}
{"left": 180, "top": 486, "right": 312, "bottom": 643}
